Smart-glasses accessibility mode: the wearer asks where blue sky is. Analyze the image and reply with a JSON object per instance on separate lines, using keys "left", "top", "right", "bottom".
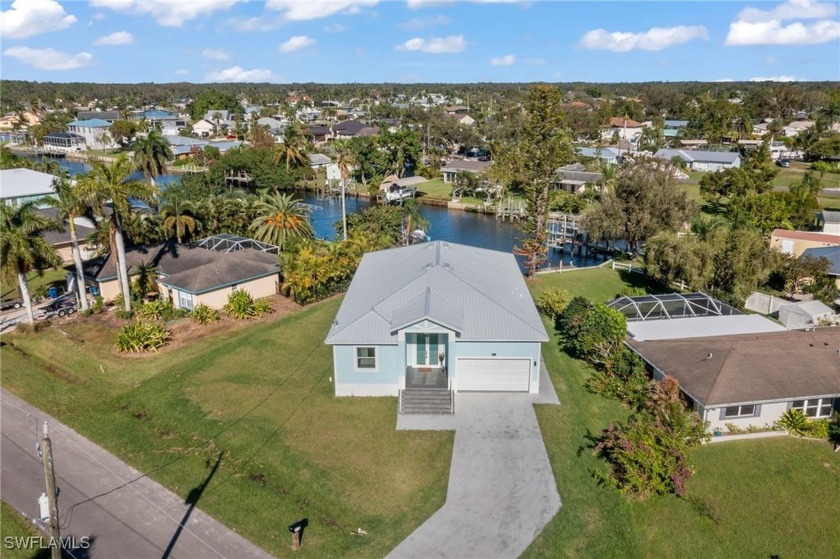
{"left": 1, "top": 0, "right": 838, "bottom": 83}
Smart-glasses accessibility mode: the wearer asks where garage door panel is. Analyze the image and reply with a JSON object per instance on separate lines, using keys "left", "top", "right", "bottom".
{"left": 457, "top": 358, "right": 530, "bottom": 392}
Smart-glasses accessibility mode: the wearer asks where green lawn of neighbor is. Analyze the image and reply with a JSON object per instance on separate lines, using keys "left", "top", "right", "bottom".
{"left": 1, "top": 269, "right": 67, "bottom": 302}
{"left": 523, "top": 268, "right": 840, "bottom": 558}
{"left": 416, "top": 178, "right": 452, "bottom": 201}
{"left": 0, "top": 298, "right": 454, "bottom": 558}
{"left": 774, "top": 162, "right": 840, "bottom": 189}
{"left": 1, "top": 501, "right": 49, "bottom": 559}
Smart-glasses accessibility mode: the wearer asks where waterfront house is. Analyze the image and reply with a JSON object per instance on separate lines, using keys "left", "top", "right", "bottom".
{"left": 325, "top": 241, "right": 548, "bottom": 402}
{"left": 192, "top": 119, "right": 215, "bottom": 138}
{"left": 0, "top": 168, "right": 59, "bottom": 207}
{"left": 441, "top": 159, "right": 491, "bottom": 183}
{"left": 553, "top": 164, "right": 601, "bottom": 195}
{"left": 309, "top": 153, "right": 341, "bottom": 183}
{"left": 67, "top": 118, "right": 112, "bottom": 149}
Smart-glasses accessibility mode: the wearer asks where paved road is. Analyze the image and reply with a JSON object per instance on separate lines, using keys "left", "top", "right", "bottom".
{"left": 1, "top": 389, "right": 274, "bottom": 559}
{"left": 387, "top": 392, "right": 561, "bottom": 559}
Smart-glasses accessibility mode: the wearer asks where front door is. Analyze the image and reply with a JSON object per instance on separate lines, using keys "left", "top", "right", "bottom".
{"left": 415, "top": 333, "right": 441, "bottom": 366}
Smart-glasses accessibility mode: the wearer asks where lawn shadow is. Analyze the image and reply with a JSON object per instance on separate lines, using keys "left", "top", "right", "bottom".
{"left": 161, "top": 453, "right": 222, "bottom": 559}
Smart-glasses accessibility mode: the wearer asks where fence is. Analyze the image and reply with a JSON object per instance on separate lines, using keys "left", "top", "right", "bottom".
{"left": 611, "top": 261, "right": 644, "bottom": 274}
{"left": 744, "top": 292, "right": 787, "bottom": 316}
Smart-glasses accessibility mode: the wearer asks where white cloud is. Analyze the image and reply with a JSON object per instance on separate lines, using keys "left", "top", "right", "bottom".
{"left": 175, "top": 69, "right": 188, "bottom": 75}
{"left": 490, "top": 54, "right": 515, "bottom": 66}
{"left": 279, "top": 35, "right": 315, "bottom": 53}
{"left": 1, "top": 0, "right": 77, "bottom": 39}
{"left": 202, "top": 48, "right": 231, "bottom": 60}
{"left": 203, "top": 66, "right": 274, "bottom": 82}
{"left": 726, "top": 1, "right": 839, "bottom": 45}
{"left": 407, "top": 0, "right": 523, "bottom": 7}
{"left": 400, "top": 14, "right": 450, "bottom": 29}
{"left": 4, "top": 46, "right": 93, "bottom": 70}
{"left": 395, "top": 35, "right": 466, "bottom": 53}
{"left": 94, "top": 31, "right": 133, "bottom": 45}
{"left": 714, "top": 78, "right": 735, "bottom": 82}
{"left": 749, "top": 75, "right": 805, "bottom": 82}
{"left": 324, "top": 23, "right": 347, "bottom": 33}
{"left": 228, "top": 16, "right": 285, "bottom": 32}
{"left": 90, "top": 0, "right": 243, "bottom": 27}
{"left": 266, "top": 0, "right": 378, "bottom": 21}
{"left": 581, "top": 25, "right": 709, "bottom": 52}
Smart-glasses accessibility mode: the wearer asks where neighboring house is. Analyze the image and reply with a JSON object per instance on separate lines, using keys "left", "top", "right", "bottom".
{"left": 784, "top": 120, "right": 815, "bottom": 137}
{"left": 801, "top": 246, "right": 840, "bottom": 288}
{"left": 441, "top": 160, "right": 491, "bottom": 183}
{"left": 770, "top": 229, "right": 840, "bottom": 257}
{"left": 256, "top": 117, "right": 286, "bottom": 137}
{"left": 679, "top": 139, "right": 707, "bottom": 148}
{"left": 0, "top": 110, "right": 41, "bottom": 131}
{"left": 75, "top": 236, "right": 280, "bottom": 307}
{"left": 654, "top": 148, "right": 741, "bottom": 172}
{"left": 192, "top": 119, "right": 215, "bottom": 138}
{"left": 553, "top": 163, "right": 601, "bottom": 194}
{"left": 309, "top": 153, "right": 341, "bottom": 182}
{"left": 0, "top": 168, "right": 58, "bottom": 207}
{"left": 576, "top": 146, "right": 621, "bottom": 166}
{"left": 309, "top": 125, "right": 331, "bottom": 144}
{"left": 38, "top": 208, "right": 97, "bottom": 263}
{"left": 333, "top": 120, "right": 378, "bottom": 139}
{"left": 42, "top": 131, "right": 85, "bottom": 152}
{"left": 628, "top": 330, "right": 839, "bottom": 431}
{"left": 67, "top": 119, "right": 112, "bottom": 149}
{"left": 600, "top": 117, "right": 646, "bottom": 143}
{"left": 819, "top": 210, "right": 840, "bottom": 235}
{"left": 76, "top": 111, "right": 119, "bottom": 122}
{"left": 448, "top": 113, "right": 476, "bottom": 127}
{"left": 778, "top": 300, "right": 836, "bottom": 329}
{"left": 325, "top": 241, "right": 548, "bottom": 399}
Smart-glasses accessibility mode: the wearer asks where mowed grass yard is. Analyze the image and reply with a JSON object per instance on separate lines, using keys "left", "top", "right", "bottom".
{"left": 0, "top": 297, "right": 453, "bottom": 558}
{"left": 1, "top": 500, "right": 49, "bottom": 559}
{"left": 523, "top": 268, "right": 840, "bottom": 558}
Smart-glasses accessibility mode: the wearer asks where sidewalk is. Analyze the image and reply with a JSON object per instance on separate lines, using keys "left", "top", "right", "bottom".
{"left": 0, "top": 389, "right": 274, "bottom": 559}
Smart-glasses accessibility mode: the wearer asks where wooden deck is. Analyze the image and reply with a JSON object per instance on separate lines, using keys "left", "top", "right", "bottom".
{"left": 405, "top": 367, "right": 448, "bottom": 389}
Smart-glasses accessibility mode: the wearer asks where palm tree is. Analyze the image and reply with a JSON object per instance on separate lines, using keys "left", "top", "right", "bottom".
{"left": 274, "top": 123, "right": 309, "bottom": 170}
{"left": 0, "top": 203, "right": 63, "bottom": 323}
{"left": 133, "top": 261, "right": 158, "bottom": 298}
{"left": 77, "top": 156, "right": 158, "bottom": 311}
{"left": 160, "top": 195, "right": 199, "bottom": 243}
{"left": 134, "top": 131, "right": 172, "bottom": 187}
{"left": 249, "top": 193, "right": 314, "bottom": 251}
{"left": 334, "top": 141, "right": 356, "bottom": 241}
{"left": 44, "top": 173, "right": 91, "bottom": 310}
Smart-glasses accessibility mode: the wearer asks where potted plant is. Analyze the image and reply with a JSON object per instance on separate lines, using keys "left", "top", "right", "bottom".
{"left": 438, "top": 351, "right": 445, "bottom": 366}
{"left": 713, "top": 427, "right": 723, "bottom": 437}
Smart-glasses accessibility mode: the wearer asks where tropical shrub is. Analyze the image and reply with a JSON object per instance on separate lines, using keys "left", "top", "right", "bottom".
{"left": 806, "top": 419, "right": 829, "bottom": 440}
{"left": 191, "top": 303, "right": 219, "bottom": 325}
{"left": 585, "top": 347, "right": 649, "bottom": 406}
{"left": 828, "top": 412, "right": 840, "bottom": 446}
{"left": 535, "top": 288, "right": 569, "bottom": 322}
{"left": 777, "top": 408, "right": 810, "bottom": 436}
{"left": 223, "top": 290, "right": 272, "bottom": 320}
{"left": 116, "top": 322, "right": 172, "bottom": 353}
{"left": 558, "top": 297, "right": 627, "bottom": 365}
{"left": 91, "top": 296, "right": 105, "bottom": 314}
{"left": 115, "top": 309, "right": 135, "bottom": 320}
{"left": 593, "top": 376, "right": 708, "bottom": 499}
{"left": 136, "top": 299, "right": 187, "bottom": 321}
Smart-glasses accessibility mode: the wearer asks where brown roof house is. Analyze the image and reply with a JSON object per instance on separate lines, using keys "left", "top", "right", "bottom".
{"left": 628, "top": 330, "right": 840, "bottom": 433}
{"left": 74, "top": 235, "right": 279, "bottom": 309}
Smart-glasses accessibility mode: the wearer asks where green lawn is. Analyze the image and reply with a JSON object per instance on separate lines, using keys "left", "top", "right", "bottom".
{"left": 774, "top": 162, "right": 840, "bottom": 189}
{"left": 1, "top": 268, "right": 67, "bottom": 302}
{"left": 1, "top": 501, "right": 49, "bottom": 559}
{"left": 523, "top": 268, "right": 840, "bottom": 558}
{"left": 416, "top": 178, "right": 452, "bottom": 201}
{"left": 0, "top": 298, "right": 453, "bottom": 558}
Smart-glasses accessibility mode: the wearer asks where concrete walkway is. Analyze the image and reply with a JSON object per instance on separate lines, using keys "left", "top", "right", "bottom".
{"left": 1, "top": 389, "right": 273, "bottom": 559}
{"left": 388, "top": 369, "right": 561, "bottom": 558}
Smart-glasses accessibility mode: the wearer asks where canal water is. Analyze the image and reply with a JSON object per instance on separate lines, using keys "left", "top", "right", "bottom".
{"left": 24, "top": 156, "right": 598, "bottom": 268}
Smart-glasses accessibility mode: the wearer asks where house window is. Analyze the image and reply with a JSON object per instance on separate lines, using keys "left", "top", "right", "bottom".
{"left": 722, "top": 404, "right": 757, "bottom": 419}
{"left": 355, "top": 347, "right": 377, "bottom": 370}
{"left": 178, "top": 290, "right": 194, "bottom": 311}
{"left": 792, "top": 398, "right": 834, "bottom": 418}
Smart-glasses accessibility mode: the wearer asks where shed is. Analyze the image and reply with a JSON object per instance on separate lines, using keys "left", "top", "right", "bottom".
{"left": 778, "top": 300, "right": 836, "bottom": 329}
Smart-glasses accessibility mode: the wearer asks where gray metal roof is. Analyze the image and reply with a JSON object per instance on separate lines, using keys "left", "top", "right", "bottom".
{"left": 821, "top": 210, "right": 840, "bottom": 224}
{"left": 627, "top": 315, "right": 785, "bottom": 341}
{"left": 0, "top": 168, "right": 57, "bottom": 200}
{"left": 325, "top": 241, "right": 548, "bottom": 344}
{"left": 309, "top": 153, "right": 332, "bottom": 166}
{"left": 654, "top": 148, "right": 740, "bottom": 164}
{"left": 441, "top": 160, "right": 491, "bottom": 173}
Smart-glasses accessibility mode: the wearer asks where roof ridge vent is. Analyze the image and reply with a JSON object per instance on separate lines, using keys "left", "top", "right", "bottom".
{"left": 443, "top": 262, "right": 450, "bottom": 270}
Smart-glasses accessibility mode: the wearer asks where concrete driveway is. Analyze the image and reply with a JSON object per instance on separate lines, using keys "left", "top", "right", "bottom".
{"left": 388, "top": 390, "right": 561, "bottom": 559}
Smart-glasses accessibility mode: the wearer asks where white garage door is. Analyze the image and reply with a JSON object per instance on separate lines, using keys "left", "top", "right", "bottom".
{"left": 456, "top": 358, "right": 530, "bottom": 392}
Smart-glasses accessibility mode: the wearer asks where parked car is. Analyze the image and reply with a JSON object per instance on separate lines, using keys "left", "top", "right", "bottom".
{"left": 0, "top": 299, "right": 22, "bottom": 311}
{"left": 777, "top": 159, "right": 791, "bottom": 168}
{"left": 34, "top": 299, "right": 77, "bottom": 320}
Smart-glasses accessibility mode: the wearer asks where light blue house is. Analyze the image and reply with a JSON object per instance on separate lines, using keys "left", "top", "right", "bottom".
{"left": 325, "top": 242, "right": 548, "bottom": 410}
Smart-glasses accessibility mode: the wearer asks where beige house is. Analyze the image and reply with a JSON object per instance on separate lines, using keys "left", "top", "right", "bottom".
{"left": 75, "top": 236, "right": 280, "bottom": 308}
{"left": 770, "top": 228, "right": 840, "bottom": 257}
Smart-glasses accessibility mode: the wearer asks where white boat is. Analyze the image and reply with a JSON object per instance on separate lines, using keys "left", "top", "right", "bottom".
{"left": 385, "top": 183, "right": 417, "bottom": 203}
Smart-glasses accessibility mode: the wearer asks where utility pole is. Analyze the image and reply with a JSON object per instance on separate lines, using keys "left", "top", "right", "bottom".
{"left": 41, "top": 422, "right": 61, "bottom": 559}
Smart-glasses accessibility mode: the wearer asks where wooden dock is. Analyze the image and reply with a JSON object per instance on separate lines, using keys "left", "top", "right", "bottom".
{"left": 546, "top": 213, "right": 582, "bottom": 248}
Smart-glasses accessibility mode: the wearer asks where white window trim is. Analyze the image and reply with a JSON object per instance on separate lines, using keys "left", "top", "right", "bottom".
{"left": 353, "top": 346, "right": 378, "bottom": 372}
{"left": 791, "top": 397, "right": 835, "bottom": 419}
{"left": 722, "top": 404, "right": 759, "bottom": 419}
